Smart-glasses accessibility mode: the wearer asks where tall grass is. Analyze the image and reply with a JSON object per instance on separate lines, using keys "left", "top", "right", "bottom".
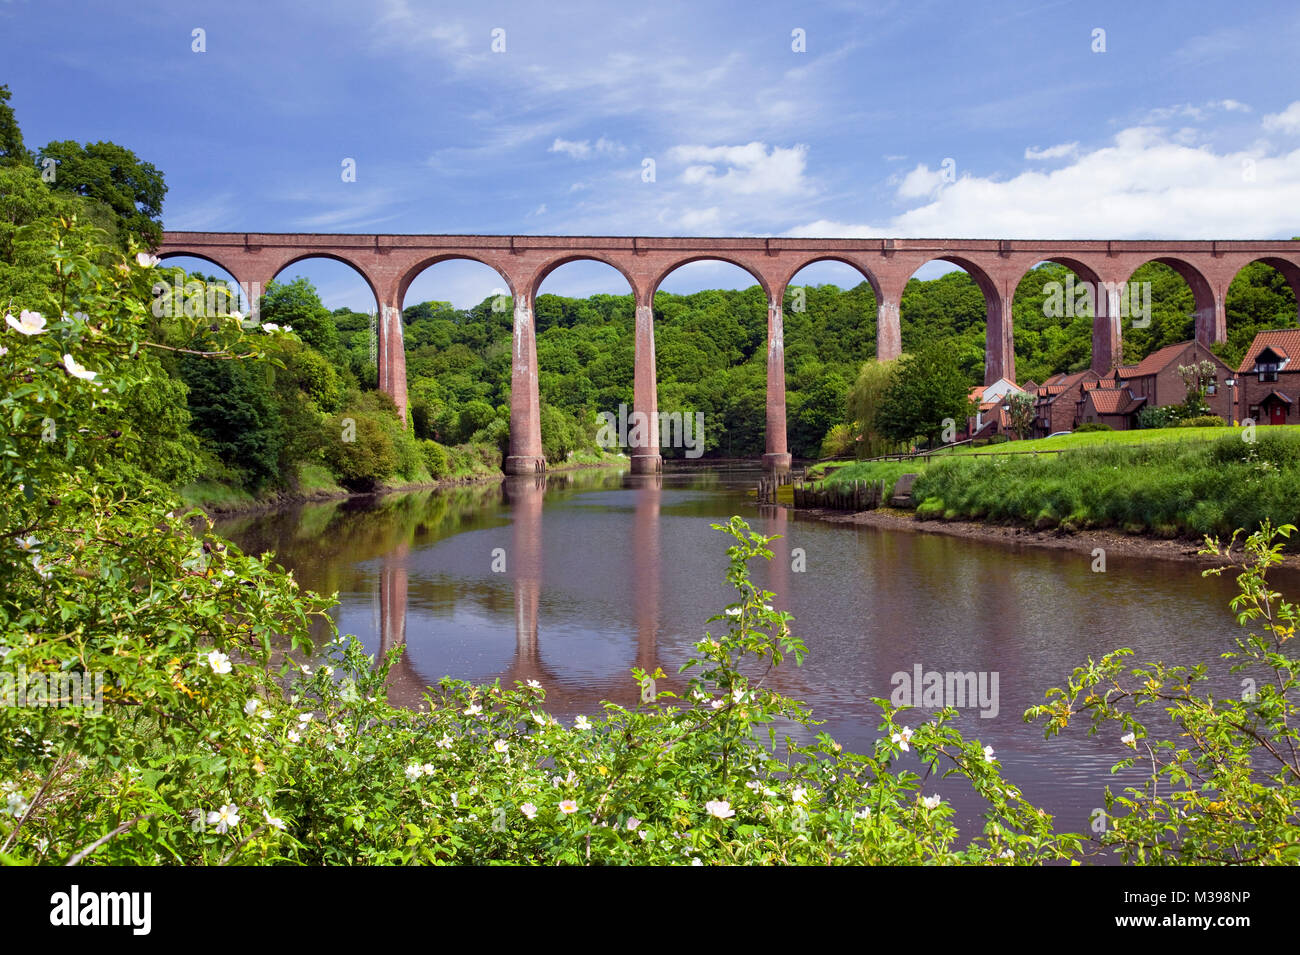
{"left": 911, "top": 432, "right": 1300, "bottom": 539}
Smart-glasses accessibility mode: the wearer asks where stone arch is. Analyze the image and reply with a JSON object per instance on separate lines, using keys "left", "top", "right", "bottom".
{"left": 904, "top": 255, "right": 1011, "bottom": 385}
{"left": 1009, "top": 256, "right": 1117, "bottom": 374}
{"left": 270, "top": 252, "right": 381, "bottom": 307}
{"left": 156, "top": 250, "right": 244, "bottom": 286}
{"left": 398, "top": 254, "right": 516, "bottom": 308}
{"left": 649, "top": 255, "right": 772, "bottom": 302}
{"left": 528, "top": 253, "right": 640, "bottom": 304}
{"left": 782, "top": 254, "right": 884, "bottom": 304}
{"left": 1125, "top": 256, "right": 1217, "bottom": 344}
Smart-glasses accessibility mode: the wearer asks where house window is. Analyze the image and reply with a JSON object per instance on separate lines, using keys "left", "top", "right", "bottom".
{"left": 1206, "top": 378, "right": 1217, "bottom": 396}
{"left": 1249, "top": 405, "right": 1260, "bottom": 420}
{"left": 1258, "top": 363, "right": 1279, "bottom": 383}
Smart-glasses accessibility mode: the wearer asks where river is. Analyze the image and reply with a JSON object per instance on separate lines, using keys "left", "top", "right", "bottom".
{"left": 215, "top": 466, "right": 1288, "bottom": 844}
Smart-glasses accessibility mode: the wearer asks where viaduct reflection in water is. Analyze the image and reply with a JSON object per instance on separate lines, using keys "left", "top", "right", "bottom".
{"left": 375, "top": 470, "right": 669, "bottom": 709}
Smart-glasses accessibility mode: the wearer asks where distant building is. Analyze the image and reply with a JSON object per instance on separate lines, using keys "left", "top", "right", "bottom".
{"left": 1032, "top": 370, "right": 1099, "bottom": 436}
{"left": 964, "top": 377, "right": 1024, "bottom": 439}
{"left": 1076, "top": 341, "right": 1233, "bottom": 430}
{"left": 1234, "top": 329, "right": 1300, "bottom": 426}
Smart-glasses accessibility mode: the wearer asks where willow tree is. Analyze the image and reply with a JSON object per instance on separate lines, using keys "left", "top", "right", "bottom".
{"left": 846, "top": 357, "right": 900, "bottom": 458}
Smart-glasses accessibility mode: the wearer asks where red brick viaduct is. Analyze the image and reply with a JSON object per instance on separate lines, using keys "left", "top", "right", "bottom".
{"left": 157, "top": 232, "right": 1300, "bottom": 472}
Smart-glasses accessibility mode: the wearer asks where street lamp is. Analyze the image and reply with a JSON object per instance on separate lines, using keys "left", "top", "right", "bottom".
{"left": 1224, "top": 377, "right": 1237, "bottom": 425}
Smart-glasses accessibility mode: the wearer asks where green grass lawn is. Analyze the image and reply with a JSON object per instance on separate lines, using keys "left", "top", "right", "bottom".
{"left": 948, "top": 425, "right": 1300, "bottom": 456}
{"left": 820, "top": 425, "right": 1300, "bottom": 501}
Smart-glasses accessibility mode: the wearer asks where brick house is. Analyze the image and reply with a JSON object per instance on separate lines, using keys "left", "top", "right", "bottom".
{"left": 1075, "top": 340, "right": 1234, "bottom": 430}
{"left": 1234, "top": 329, "right": 1300, "bottom": 426}
{"left": 1076, "top": 381, "right": 1146, "bottom": 429}
{"left": 1032, "top": 370, "right": 1099, "bottom": 436}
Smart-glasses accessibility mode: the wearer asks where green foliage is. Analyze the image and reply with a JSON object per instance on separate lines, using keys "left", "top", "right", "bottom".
{"left": 0, "top": 84, "right": 32, "bottom": 166}
{"left": 540, "top": 403, "right": 581, "bottom": 463}
{"left": 819, "top": 422, "right": 856, "bottom": 459}
{"left": 1, "top": 218, "right": 1294, "bottom": 865}
{"left": 845, "top": 358, "right": 899, "bottom": 458}
{"left": 323, "top": 412, "right": 398, "bottom": 491}
{"left": 875, "top": 342, "right": 973, "bottom": 446}
{"left": 259, "top": 277, "right": 339, "bottom": 359}
{"left": 181, "top": 348, "right": 284, "bottom": 490}
{"left": 1209, "top": 431, "right": 1300, "bottom": 469}
{"left": 1137, "top": 405, "right": 1181, "bottom": 429}
{"left": 0, "top": 217, "right": 329, "bottom": 866}
{"left": 282, "top": 340, "right": 342, "bottom": 413}
{"left": 1219, "top": 261, "right": 1300, "bottom": 368}
{"left": 37, "top": 139, "right": 166, "bottom": 248}
{"left": 411, "top": 398, "right": 432, "bottom": 439}
{"left": 1073, "top": 422, "right": 1113, "bottom": 432}
{"left": 455, "top": 399, "right": 498, "bottom": 444}
{"left": 1004, "top": 391, "right": 1035, "bottom": 440}
{"left": 0, "top": 501, "right": 1081, "bottom": 864}
{"left": 421, "top": 439, "right": 449, "bottom": 479}
{"left": 1177, "top": 415, "right": 1225, "bottom": 428}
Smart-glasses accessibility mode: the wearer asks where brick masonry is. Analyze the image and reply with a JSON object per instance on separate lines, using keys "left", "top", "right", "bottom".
{"left": 157, "top": 234, "right": 1300, "bottom": 471}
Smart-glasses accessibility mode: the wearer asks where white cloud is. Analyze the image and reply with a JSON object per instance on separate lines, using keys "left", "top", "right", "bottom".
{"left": 1263, "top": 101, "right": 1300, "bottom": 134}
{"left": 666, "top": 142, "right": 810, "bottom": 196}
{"left": 1213, "top": 99, "right": 1251, "bottom": 113}
{"left": 895, "top": 163, "right": 949, "bottom": 200}
{"left": 789, "top": 122, "right": 1300, "bottom": 239}
{"left": 548, "top": 137, "right": 625, "bottom": 160}
{"left": 550, "top": 138, "right": 592, "bottom": 159}
{"left": 678, "top": 206, "right": 722, "bottom": 230}
{"left": 1024, "top": 142, "right": 1079, "bottom": 161}
{"left": 1141, "top": 103, "right": 1205, "bottom": 123}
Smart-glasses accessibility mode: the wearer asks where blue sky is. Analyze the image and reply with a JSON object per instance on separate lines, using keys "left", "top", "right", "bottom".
{"left": 4, "top": 0, "right": 1299, "bottom": 310}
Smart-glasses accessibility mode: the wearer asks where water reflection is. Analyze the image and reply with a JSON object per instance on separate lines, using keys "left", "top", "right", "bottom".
{"left": 216, "top": 467, "right": 1300, "bottom": 841}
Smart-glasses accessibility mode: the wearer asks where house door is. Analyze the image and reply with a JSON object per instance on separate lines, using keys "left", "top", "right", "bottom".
{"left": 1270, "top": 402, "right": 1288, "bottom": 425}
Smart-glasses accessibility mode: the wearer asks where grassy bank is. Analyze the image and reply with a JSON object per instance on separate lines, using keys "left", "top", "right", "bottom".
{"left": 818, "top": 426, "right": 1300, "bottom": 540}
{"left": 178, "top": 451, "right": 631, "bottom": 515}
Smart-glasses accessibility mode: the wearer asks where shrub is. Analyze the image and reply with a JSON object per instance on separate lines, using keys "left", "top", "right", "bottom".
{"left": 323, "top": 412, "right": 398, "bottom": 490}
{"left": 472, "top": 417, "right": 511, "bottom": 460}
{"left": 456, "top": 400, "right": 498, "bottom": 443}
{"left": 1074, "top": 422, "right": 1113, "bottom": 432}
{"left": 1176, "top": 415, "right": 1225, "bottom": 428}
{"left": 540, "top": 404, "right": 579, "bottom": 463}
{"left": 421, "top": 439, "right": 449, "bottom": 479}
{"left": 411, "top": 398, "right": 432, "bottom": 439}
{"left": 819, "top": 422, "right": 856, "bottom": 459}
{"left": 1136, "top": 406, "right": 1180, "bottom": 429}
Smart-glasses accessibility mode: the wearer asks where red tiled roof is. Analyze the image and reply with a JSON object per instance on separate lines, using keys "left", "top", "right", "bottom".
{"left": 1238, "top": 330, "right": 1300, "bottom": 373}
{"left": 1263, "top": 389, "right": 1294, "bottom": 405}
{"left": 1035, "top": 370, "right": 1098, "bottom": 405}
{"left": 1127, "top": 341, "right": 1200, "bottom": 378}
{"left": 1083, "top": 387, "right": 1145, "bottom": 415}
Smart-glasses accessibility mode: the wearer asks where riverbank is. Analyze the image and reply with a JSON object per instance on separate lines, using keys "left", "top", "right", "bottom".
{"left": 812, "top": 428, "right": 1300, "bottom": 549}
{"left": 181, "top": 453, "right": 631, "bottom": 518}
{"left": 807, "top": 504, "right": 1300, "bottom": 570}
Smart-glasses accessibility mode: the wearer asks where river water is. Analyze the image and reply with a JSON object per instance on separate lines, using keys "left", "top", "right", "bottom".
{"left": 215, "top": 466, "right": 1289, "bottom": 843}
